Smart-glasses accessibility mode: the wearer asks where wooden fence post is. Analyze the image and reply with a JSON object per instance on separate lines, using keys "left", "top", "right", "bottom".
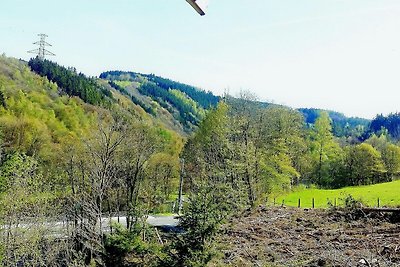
{"left": 312, "top": 198, "right": 315, "bottom": 209}
{"left": 298, "top": 198, "right": 301, "bottom": 208}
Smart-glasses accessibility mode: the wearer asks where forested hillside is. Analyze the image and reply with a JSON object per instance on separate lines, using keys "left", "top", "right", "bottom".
{"left": 29, "top": 57, "right": 113, "bottom": 106}
{"left": 100, "top": 71, "right": 219, "bottom": 133}
{"left": 299, "top": 108, "right": 369, "bottom": 138}
{"left": 368, "top": 112, "right": 400, "bottom": 140}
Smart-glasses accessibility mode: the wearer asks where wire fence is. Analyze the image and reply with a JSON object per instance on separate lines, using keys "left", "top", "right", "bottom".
{"left": 269, "top": 197, "right": 386, "bottom": 209}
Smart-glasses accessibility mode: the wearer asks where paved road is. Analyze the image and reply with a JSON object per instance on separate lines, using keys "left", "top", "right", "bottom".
{"left": 102, "top": 215, "right": 179, "bottom": 228}
{"left": 1, "top": 215, "right": 180, "bottom": 236}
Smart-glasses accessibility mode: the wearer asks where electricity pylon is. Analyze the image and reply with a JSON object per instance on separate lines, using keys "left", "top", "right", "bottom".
{"left": 28, "top": 34, "right": 55, "bottom": 60}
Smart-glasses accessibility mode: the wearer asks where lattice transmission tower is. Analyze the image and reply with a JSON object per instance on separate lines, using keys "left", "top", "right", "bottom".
{"left": 28, "top": 34, "right": 55, "bottom": 60}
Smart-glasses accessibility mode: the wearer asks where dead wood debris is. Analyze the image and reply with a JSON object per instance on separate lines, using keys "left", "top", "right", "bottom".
{"left": 211, "top": 207, "right": 400, "bottom": 267}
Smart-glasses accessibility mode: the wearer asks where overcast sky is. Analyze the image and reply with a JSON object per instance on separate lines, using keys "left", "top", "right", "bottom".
{"left": 1, "top": 0, "right": 400, "bottom": 119}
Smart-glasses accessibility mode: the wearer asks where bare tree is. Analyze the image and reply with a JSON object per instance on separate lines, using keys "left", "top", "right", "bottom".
{"left": 120, "top": 123, "right": 161, "bottom": 231}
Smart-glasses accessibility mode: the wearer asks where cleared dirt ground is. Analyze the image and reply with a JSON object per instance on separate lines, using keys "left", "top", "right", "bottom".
{"left": 211, "top": 206, "right": 400, "bottom": 267}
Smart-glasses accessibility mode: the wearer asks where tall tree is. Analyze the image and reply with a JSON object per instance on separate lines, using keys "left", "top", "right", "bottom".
{"left": 381, "top": 144, "right": 400, "bottom": 181}
{"left": 345, "top": 143, "right": 386, "bottom": 185}
{"left": 120, "top": 123, "right": 162, "bottom": 231}
{"left": 311, "top": 111, "right": 341, "bottom": 186}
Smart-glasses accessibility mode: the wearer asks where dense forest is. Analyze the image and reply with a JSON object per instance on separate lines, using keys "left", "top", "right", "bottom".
{"left": 100, "top": 71, "right": 213, "bottom": 132}
{"left": 29, "top": 57, "right": 113, "bottom": 105}
{"left": 100, "top": 71, "right": 220, "bottom": 109}
{"left": 299, "top": 108, "right": 369, "bottom": 138}
{"left": 368, "top": 112, "right": 400, "bottom": 140}
{"left": 1, "top": 56, "right": 400, "bottom": 266}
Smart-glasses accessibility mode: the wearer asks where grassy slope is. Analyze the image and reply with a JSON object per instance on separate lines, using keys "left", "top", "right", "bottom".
{"left": 274, "top": 180, "right": 400, "bottom": 208}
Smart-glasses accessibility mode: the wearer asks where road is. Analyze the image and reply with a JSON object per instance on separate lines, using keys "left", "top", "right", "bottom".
{"left": 1, "top": 215, "right": 180, "bottom": 236}
{"left": 101, "top": 215, "right": 179, "bottom": 228}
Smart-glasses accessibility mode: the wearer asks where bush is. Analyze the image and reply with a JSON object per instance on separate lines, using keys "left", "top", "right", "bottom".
{"left": 104, "top": 223, "right": 162, "bottom": 267}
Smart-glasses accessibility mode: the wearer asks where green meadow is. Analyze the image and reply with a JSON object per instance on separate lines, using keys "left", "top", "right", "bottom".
{"left": 273, "top": 180, "right": 400, "bottom": 208}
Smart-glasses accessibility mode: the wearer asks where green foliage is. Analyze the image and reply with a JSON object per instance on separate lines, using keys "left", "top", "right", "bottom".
{"left": 299, "top": 108, "right": 369, "bottom": 138}
{"left": 369, "top": 112, "right": 400, "bottom": 140}
{"left": 0, "top": 152, "right": 41, "bottom": 193}
{"left": 104, "top": 223, "right": 161, "bottom": 267}
{"left": 163, "top": 183, "right": 237, "bottom": 267}
{"left": 257, "top": 106, "right": 305, "bottom": 191}
{"left": 28, "top": 57, "right": 113, "bottom": 105}
{"left": 138, "top": 81, "right": 201, "bottom": 127}
{"left": 100, "top": 71, "right": 216, "bottom": 131}
{"left": 310, "top": 111, "right": 342, "bottom": 187}
{"left": 0, "top": 56, "right": 100, "bottom": 163}
{"left": 184, "top": 98, "right": 306, "bottom": 208}
{"left": 345, "top": 143, "right": 386, "bottom": 185}
{"left": 381, "top": 144, "right": 400, "bottom": 180}
{"left": 100, "top": 71, "right": 220, "bottom": 109}
{"left": 183, "top": 102, "right": 231, "bottom": 185}
{"left": 108, "top": 80, "right": 156, "bottom": 116}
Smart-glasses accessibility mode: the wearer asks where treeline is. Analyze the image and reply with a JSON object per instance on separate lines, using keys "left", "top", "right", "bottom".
{"left": 185, "top": 97, "right": 400, "bottom": 196}
{"left": 29, "top": 57, "right": 113, "bottom": 105}
{"left": 368, "top": 113, "right": 400, "bottom": 140}
{"left": 306, "top": 113, "right": 400, "bottom": 188}
{"left": 299, "top": 108, "right": 369, "bottom": 138}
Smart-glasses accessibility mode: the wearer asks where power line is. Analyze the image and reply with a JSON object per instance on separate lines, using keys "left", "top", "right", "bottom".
{"left": 28, "top": 33, "right": 55, "bottom": 60}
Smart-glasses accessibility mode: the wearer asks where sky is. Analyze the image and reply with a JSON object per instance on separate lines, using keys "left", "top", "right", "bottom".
{"left": 1, "top": 0, "right": 400, "bottom": 119}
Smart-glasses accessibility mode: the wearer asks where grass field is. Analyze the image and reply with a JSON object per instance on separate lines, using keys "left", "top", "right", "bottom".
{"left": 272, "top": 179, "right": 400, "bottom": 208}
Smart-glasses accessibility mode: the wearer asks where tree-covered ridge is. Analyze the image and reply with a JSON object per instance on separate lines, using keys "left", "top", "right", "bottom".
{"left": 368, "top": 113, "right": 400, "bottom": 140}
{"left": 100, "top": 71, "right": 208, "bottom": 130}
{"left": 29, "top": 57, "right": 113, "bottom": 105}
{"left": 99, "top": 70, "right": 220, "bottom": 109}
{"left": 299, "top": 108, "right": 369, "bottom": 137}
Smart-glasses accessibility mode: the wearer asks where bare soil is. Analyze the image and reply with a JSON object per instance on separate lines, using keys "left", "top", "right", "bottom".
{"left": 211, "top": 206, "right": 400, "bottom": 267}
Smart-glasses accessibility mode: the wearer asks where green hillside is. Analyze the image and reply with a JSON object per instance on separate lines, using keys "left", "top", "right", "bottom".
{"left": 100, "top": 70, "right": 220, "bottom": 133}
{"left": 274, "top": 179, "right": 400, "bottom": 208}
{"left": 0, "top": 54, "right": 183, "bottom": 195}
